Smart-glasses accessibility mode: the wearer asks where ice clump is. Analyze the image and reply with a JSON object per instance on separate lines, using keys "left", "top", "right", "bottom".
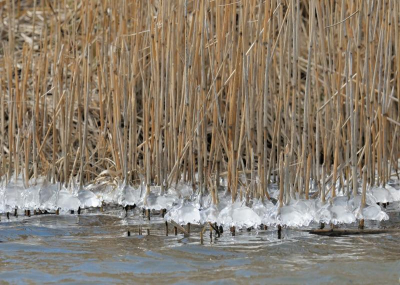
{"left": 348, "top": 194, "right": 378, "bottom": 211}
{"left": 348, "top": 194, "right": 388, "bottom": 221}
{"left": 261, "top": 199, "right": 314, "bottom": 227}
{"left": 142, "top": 185, "right": 177, "bottom": 210}
{"left": 93, "top": 183, "right": 120, "bottom": 204}
{"left": 57, "top": 186, "right": 80, "bottom": 211}
{"left": 316, "top": 203, "right": 333, "bottom": 224}
{"left": 261, "top": 204, "right": 280, "bottom": 226}
{"left": 145, "top": 194, "right": 176, "bottom": 211}
{"left": 165, "top": 201, "right": 201, "bottom": 224}
{"left": 290, "top": 200, "right": 316, "bottom": 224}
{"left": 355, "top": 204, "right": 389, "bottom": 221}
{"left": 78, "top": 188, "right": 101, "bottom": 208}
{"left": 0, "top": 173, "right": 398, "bottom": 226}
{"left": 278, "top": 206, "right": 307, "bottom": 227}
{"left": 200, "top": 204, "right": 219, "bottom": 223}
{"left": 39, "top": 182, "right": 60, "bottom": 211}
{"left": 385, "top": 184, "right": 400, "bottom": 201}
{"left": 167, "top": 182, "right": 193, "bottom": 199}
{"left": 331, "top": 196, "right": 351, "bottom": 207}
{"left": 22, "top": 184, "right": 41, "bottom": 210}
{"left": 4, "top": 183, "right": 24, "bottom": 212}
{"left": 252, "top": 199, "right": 274, "bottom": 218}
{"left": 218, "top": 202, "right": 261, "bottom": 228}
{"left": 329, "top": 205, "right": 356, "bottom": 224}
{"left": 2, "top": 175, "right": 33, "bottom": 211}
{"left": 316, "top": 196, "right": 356, "bottom": 225}
{"left": 370, "top": 186, "right": 394, "bottom": 203}
{"left": 0, "top": 186, "right": 4, "bottom": 213}
{"left": 117, "top": 183, "right": 141, "bottom": 207}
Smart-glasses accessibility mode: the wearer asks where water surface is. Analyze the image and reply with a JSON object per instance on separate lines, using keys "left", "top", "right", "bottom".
{"left": 1, "top": 206, "right": 399, "bottom": 284}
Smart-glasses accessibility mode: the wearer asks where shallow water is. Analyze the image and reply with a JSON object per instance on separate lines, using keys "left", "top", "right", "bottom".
{"left": 0, "top": 207, "right": 400, "bottom": 284}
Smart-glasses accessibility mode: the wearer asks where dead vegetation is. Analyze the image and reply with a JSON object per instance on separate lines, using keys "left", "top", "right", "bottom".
{"left": 0, "top": 0, "right": 399, "bottom": 206}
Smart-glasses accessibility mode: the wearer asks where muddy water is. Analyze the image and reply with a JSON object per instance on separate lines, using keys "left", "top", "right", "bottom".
{"left": 0, "top": 206, "right": 400, "bottom": 284}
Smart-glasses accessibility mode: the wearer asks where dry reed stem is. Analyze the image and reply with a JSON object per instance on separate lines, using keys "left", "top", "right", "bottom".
{"left": 0, "top": 0, "right": 398, "bottom": 207}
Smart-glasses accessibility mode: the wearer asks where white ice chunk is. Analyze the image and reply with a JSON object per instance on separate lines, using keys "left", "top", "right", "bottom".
{"left": 22, "top": 184, "right": 41, "bottom": 210}
{"left": 385, "top": 185, "right": 400, "bottom": 202}
{"left": 200, "top": 204, "right": 219, "bottom": 223}
{"left": 330, "top": 205, "right": 356, "bottom": 225}
{"left": 261, "top": 204, "right": 279, "bottom": 226}
{"left": 370, "top": 186, "right": 394, "bottom": 203}
{"left": 167, "top": 182, "right": 193, "bottom": 199}
{"left": 165, "top": 201, "right": 201, "bottom": 224}
{"left": 57, "top": 187, "right": 80, "bottom": 211}
{"left": 218, "top": 202, "right": 261, "bottom": 228}
{"left": 290, "top": 200, "right": 316, "bottom": 224}
{"left": 316, "top": 199, "right": 356, "bottom": 225}
{"left": 97, "top": 184, "right": 120, "bottom": 204}
{"left": 316, "top": 203, "right": 332, "bottom": 224}
{"left": 39, "top": 182, "right": 60, "bottom": 211}
{"left": 278, "top": 206, "right": 305, "bottom": 227}
{"left": 262, "top": 199, "right": 315, "bottom": 227}
{"left": 332, "top": 196, "right": 350, "bottom": 207}
{"left": 252, "top": 199, "right": 273, "bottom": 217}
{"left": 348, "top": 193, "right": 378, "bottom": 211}
{"left": 118, "top": 183, "right": 141, "bottom": 207}
{"left": 78, "top": 189, "right": 101, "bottom": 208}
{"left": 145, "top": 194, "right": 176, "bottom": 211}
{"left": 4, "top": 184, "right": 24, "bottom": 211}
{"left": 231, "top": 205, "right": 261, "bottom": 228}
{"left": 355, "top": 204, "right": 389, "bottom": 221}
{"left": 217, "top": 202, "right": 236, "bottom": 226}
{"left": 0, "top": 186, "right": 4, "bottom": 213}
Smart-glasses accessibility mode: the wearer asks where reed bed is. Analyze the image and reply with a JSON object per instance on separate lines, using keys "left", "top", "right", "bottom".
{"left": 0, "top": 0, "right": 399, "bottom": 208}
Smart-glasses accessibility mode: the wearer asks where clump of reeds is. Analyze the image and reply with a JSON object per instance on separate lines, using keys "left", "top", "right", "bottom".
{"left": 0, "top": 0, "right": 399, "bottom": 206}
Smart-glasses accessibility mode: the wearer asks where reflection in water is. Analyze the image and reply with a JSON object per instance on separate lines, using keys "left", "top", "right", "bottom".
{"left": 0, "top": 206, "right": 400, "bottom": 284}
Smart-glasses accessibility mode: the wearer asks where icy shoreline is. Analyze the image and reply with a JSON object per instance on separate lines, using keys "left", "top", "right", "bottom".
{"left": 1, "top": 175, "right": 399, "bottom": 229}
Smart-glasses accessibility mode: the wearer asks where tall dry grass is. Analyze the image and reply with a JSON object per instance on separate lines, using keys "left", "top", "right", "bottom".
{"left": 0, "top": 0, "right": 399, "bottom": 204}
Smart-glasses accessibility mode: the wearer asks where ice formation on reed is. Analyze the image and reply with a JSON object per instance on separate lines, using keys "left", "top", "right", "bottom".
{"left": 164, "top": 200, "right": 201, "bottom": 225}
{"left": 0, "top": 174, "right": 398, "bottom": 229}
{"left": 370, "top": 186, "right": 394, "bottom": 203}
{"left": 218, "top": 201, "right": 261, "bottom": 228}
